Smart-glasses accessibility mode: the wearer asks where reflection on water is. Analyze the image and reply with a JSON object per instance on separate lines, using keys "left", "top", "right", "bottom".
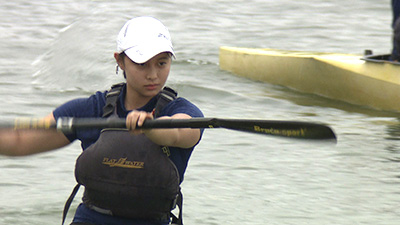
{"left": 384, "top": 119, "right": 400, "bottom": 176}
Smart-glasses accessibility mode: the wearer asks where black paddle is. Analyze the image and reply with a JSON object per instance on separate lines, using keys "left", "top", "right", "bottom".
{"left": 9, "top": 117, "right": 336, "bottom": 141}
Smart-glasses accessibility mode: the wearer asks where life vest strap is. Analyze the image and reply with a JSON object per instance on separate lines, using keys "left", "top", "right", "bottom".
{"left": 154, "top": 86, "right": 177, "bottom": 118}
{"left": 102, "top": 82, "right": 125, "bottom": 118}
{"left": 171, "top": 190, "right": 183, "bottom": 225}
{"left": 61, "top": 184, "right": 80, "bottom": 225}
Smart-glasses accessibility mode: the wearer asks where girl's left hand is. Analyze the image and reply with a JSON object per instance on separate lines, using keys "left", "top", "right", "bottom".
{"left": 126, "top": 110, "right": 154, "bottom": 135}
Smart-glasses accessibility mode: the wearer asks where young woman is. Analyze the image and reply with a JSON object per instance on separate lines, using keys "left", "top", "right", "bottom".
{"left": 0, "top": 16, "right": 203, "bottom": 225}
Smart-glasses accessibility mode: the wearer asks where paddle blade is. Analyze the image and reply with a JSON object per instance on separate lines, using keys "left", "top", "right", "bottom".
{"left": 214, "top": 119, "right": 336, "bottom": 140}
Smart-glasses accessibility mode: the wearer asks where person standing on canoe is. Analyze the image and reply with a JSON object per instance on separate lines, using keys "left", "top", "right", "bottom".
{"left": 391, "top": 0, "right": 400, "bottom": 61}
{"left": 392, "top": 17, "right": 400, "bottom": 61}
{"left": 0, "top": 16, "right": 203, "bottom": 225}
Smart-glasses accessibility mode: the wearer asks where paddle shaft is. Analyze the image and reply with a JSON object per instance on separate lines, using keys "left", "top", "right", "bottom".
{"left": 4, "top": 117, "right": 336, "bottom": 140}
{"left": 56, "top": 117, "right": 336, "bottom": 140}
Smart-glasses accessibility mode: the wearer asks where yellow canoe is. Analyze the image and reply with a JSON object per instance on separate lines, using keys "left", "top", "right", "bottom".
{"left": 219, "top": 46, "right": 400, "bottom": 112}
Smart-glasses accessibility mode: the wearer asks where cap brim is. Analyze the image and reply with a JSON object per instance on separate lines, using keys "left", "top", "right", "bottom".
{"left": 124, "top": 41, "right": 175, "bottom": 64}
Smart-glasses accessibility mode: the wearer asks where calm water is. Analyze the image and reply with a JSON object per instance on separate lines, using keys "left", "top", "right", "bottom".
{"left": 1, "top": 1, "right": 399, "bottom": 224}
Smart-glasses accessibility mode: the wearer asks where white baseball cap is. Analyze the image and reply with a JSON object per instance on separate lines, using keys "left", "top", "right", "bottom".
{"left": 116, "top": 16, "right": 175, "bottom": 63}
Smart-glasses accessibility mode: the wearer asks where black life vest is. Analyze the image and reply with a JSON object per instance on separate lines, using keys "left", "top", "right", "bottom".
{"left": 77, "top": 130, "right": 180, "bottom": 221}
{"left": 62, "top": 83, "right": 183, "bottom": 224}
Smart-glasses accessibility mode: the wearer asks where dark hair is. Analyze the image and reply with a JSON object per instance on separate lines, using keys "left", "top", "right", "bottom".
{"left": 117, "top": 52, "right": 127, "bottom": 78}
{"left": 119, "top": 52, "right": 127, "bottom": 60}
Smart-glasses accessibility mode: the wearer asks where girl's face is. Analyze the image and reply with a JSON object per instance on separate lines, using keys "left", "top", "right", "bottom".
{"left": 116, "top": 52, "right": 171, "bottom": 100}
